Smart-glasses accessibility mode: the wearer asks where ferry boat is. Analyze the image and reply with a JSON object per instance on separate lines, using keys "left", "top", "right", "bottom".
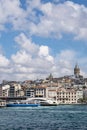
{"left": 6, "top": 98, "right": 58, "bottom": 107}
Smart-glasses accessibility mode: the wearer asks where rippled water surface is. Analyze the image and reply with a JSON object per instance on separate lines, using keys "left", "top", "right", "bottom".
{"left": 0, "top": 105, "right": 87, "bottom": 130}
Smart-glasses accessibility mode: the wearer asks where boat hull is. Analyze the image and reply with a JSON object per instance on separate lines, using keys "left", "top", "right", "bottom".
{"left": 6, "top": 104, "right": 40, "bottom": 107}
{"left": 40, "top": 103, "right": 58, "bottom": 106}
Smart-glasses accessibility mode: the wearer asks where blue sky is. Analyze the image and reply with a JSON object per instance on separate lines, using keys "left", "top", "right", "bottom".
{"left": 0, "top": 0, "right": 87, "bottom": 81}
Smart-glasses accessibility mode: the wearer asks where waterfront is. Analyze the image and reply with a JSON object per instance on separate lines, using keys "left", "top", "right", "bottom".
{"left": 0, "top": 105, "right": 87, "bottom": 130}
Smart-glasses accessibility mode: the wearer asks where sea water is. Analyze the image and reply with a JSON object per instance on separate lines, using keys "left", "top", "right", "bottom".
{"left": 0, "top": 105, "right": 87, "bottom": 130}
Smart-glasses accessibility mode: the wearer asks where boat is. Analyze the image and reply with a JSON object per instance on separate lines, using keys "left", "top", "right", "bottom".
{"left": 6, "top": 98, "right": 58, "bottom": 107}
{"left": 26, "top": 98, "right": 58, "bottom": 106}
{"left": 0, "top": 100, "right": 6, "bottom": 108}
{"left": 6, "top": 100, "right": 40, "bottom": 107}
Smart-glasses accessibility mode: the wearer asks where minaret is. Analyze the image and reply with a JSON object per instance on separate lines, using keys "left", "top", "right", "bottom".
{"left": 74, "top": 63, "right": 80, "bottom": 78}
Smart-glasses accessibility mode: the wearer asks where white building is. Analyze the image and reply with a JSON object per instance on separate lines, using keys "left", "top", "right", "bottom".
{"left": 76, "top": 90, "right": 83, "bottom": 101}
{"left": 47, "top": 87, "right": 57, "bottom": 100}
{"left": 2, "top": 85, "right": 10, "bottom": 97}
{"left": 25, "top": 86, "right": 46, "bottom": 98}
{"left": 57, "top": 88, "right": 83, "bottom": 104}
{"left": 1, "top": 83, "right": 24, "bottom": 97}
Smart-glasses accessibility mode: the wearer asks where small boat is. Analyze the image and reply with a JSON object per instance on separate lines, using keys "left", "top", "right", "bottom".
{"left": 0, "top": 105, "right": 6, "bottom": 108}
{"left": 0, "top": 100, "right": 6, "bottom": 108}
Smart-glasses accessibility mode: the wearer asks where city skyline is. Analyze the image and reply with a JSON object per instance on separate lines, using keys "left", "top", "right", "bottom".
{"left": 0, "top": 0, "right": 87, "bottom": 81}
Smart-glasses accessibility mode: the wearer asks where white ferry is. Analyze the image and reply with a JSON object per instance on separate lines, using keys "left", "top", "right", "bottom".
{"left": 6, "top": 98, "right": 58, "bottom": 107}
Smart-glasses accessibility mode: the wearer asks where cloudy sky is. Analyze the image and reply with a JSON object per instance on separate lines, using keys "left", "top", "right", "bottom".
{"left": 0, "top": 0, "right": 87, "bottom": 82}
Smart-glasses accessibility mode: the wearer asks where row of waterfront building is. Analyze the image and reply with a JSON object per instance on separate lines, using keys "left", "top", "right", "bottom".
{"left": 0, "top": 64, "right": 87, "bottom": 104}
{"left": 0, "top": 81, "right": 85, "bottom": 104}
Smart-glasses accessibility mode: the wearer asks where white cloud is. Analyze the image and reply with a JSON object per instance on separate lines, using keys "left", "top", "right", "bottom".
{"left": 0, "top": 32, "right": 86, "bottom": 81}
{"left": 38, "top": 45, "right": 54, "bottom": 63}
{"left": 28, "top": 1, "right": 87, "bottom": 40}
{"left": 26, "top": 0, "right": 41, "bottom": 9}
{"left": 15, "top": 33, "right": 39, "bottom": 55}
{"left": 9, "top": 34, "right": 79, "bottom": 80}
{"left": 39, "top": 45, "right": 49, "bottom": 57}
{"left": 0, "top": 0, "right": 27, "bottom": 30}
{"left": 58, "top": 50, "right": 76, "bottom": 61}
{"left": 0, "top": 0, "right": 87, "bottom": 40}
{"left": 8, "top": 33, "right": 54, "bottom": 81}
{"left": 46, "top": 55, "right": 54, "bottom": 63}
{"left": 11, "top": 50, "right": 31, "bottom": 65}
{"left": 0, "top": 33, "right": 87, "bottom": 81}
{"left": 0, "top": 54, "right": 9, "bottom": 67}
{"left": 52, "top": 50, "right": 76, "bottom": 77}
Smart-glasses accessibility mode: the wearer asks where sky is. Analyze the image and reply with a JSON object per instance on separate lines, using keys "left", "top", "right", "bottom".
{"left": 0, "top": 0, "right": 87, "bottom": 82}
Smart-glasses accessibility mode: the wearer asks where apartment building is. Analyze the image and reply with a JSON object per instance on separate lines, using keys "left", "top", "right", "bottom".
{"left": 2, "top": 85, "right": 10, "bottom": 97}
{"left": 25, "top": 88, "right": 35, "bottom": 97}
{"left": 57, "top": 87, "right": 83, "bottom": 104}
{"left": 47, "top": 87, "right": 57, "bottom": 100}
{"left": 76, "top": 90, "right": 83, "bottom": 101}
{"left": 1, "top": 83, "right": 24, "bottom": 97}
{"left": 25, "top": 85, "right": 47, "bottom": 98}
{"left": 9, "top": 83, "right": 24, "bottom": 97}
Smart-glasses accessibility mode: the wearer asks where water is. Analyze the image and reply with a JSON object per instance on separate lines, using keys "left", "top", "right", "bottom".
{"left": 0, "top": 105, "right": 87, "bottom": 130}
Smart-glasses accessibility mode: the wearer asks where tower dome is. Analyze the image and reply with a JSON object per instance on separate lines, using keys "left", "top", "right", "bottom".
{"left": 74, "top": 63, "right": 80, "bottom": 78}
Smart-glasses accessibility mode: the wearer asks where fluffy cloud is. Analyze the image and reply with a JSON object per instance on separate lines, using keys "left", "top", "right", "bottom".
{"left": 0, "top": 0, "right": 87, "bottom": 40}
{"left": 0, "top": 0, "right": 27, "bottom": 30}
{"left": 0, "top": 32, "right": 87, "bottom": 81}
{"left": 39, "top": 45, "right": 49, "bottom": 57}
{"left": 6, "top": 33, "right": 77, "bottom": 81}
{"left": 0, "top": 0, "right": 87, "bottom": 39}
{"left": 0, "top": 54, "right": 9, "bottom": 67}
{"left": 31, "top": 1, "right": 87, "bottom": 39}
{"left": 52, "top": 50, "right": 76, "bottom": 76}
{"left": 0, "top": 54, "right": 11, "bottom": 81}
{"left": 8, "top": 33, "right": 54, "bottom": 81}
{"left": 57, "top": 50, "right": 76, "bottom": 61}
{"left": 38, "top": 45, "right": 54, "bottom": 63}
{"left": 29, "top": 1, "right": 87, "bottom": 40}
{"left": 15, "top": 33, "right": 39, "bottom": 55}
{"left": 11, "top": 50, "right": 32, "bottom": 65}
{"left": 10, "top": 33, "right": 81, "bottom": 81}
{"left": 0, "top": 33, "right": 87, "bottom": 81}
